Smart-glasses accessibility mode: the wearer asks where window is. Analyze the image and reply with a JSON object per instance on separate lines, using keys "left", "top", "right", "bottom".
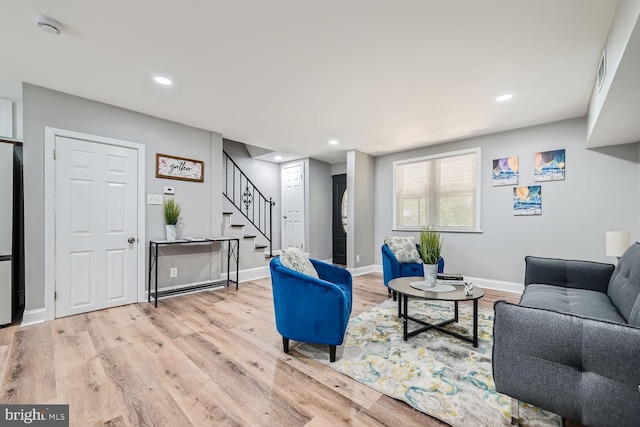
{"left": 341, "top": 189, "right": 348, "bottom": 232}
{"left": 393, "top": 148, "right": 481, "bottom": 232}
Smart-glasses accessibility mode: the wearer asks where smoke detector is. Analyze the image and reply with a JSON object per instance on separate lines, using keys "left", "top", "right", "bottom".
{"left": 34, "top": 15, "right": 64, "bottom": 35}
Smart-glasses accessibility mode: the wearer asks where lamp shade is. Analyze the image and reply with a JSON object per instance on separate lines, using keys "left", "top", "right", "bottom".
{"left": 606, "top": 231, "right": 630, "bottom": 257}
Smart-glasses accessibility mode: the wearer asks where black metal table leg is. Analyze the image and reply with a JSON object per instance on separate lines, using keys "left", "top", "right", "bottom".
{"left": 454, "top": 300, "right": 459, "bottom": 322}
{"left": 473, "top": 298, "right": 478, "bottom": 347}
{"left": 398, "top": 293, "right": 401, "bottom": 318}
{"left": 403, "top": 295, "right": 408, "bottom": 341}
{"left": 148, "top": 241, "right": 152, "bottom": 303}
{"left": 235, "top": 239, "right": 239, "bottom": 290}
{"left": 226, "top": 239, "right": 231, "bottom": 288}
{"left": 154, "top": 243, "right": 159, "bottom": 308}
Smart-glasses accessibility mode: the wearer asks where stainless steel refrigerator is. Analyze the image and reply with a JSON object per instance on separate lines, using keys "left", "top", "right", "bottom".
{"left": 0, "top": 141, "right": 15, "bottom": 325}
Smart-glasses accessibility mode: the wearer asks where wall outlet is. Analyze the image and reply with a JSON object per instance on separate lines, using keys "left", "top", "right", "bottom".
{"left": 164, "top": 186, "right": 175, "bottom": 195}
{"left": 170, "top": 267, "right": 178, "bottom": 278}
{"left": 356, "top": 254, "right": 360, "bottom": 263}
{"left": 147, "top": 194, "right": 163, "bottom": 205}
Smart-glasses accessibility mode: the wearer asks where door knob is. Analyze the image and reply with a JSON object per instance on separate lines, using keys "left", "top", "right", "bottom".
{"left": 128, "top": 237, "right": 136, "bottom": 244}
{"left": 283, "top": 215, "right": 287, "bottom": 219}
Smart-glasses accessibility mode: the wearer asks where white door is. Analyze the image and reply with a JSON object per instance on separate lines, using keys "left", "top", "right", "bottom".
{"left": 55, "top": 136, "right": 138, "bottom": 318}
{"left": 281, "top": 162, "right": 305, "bottom": 250}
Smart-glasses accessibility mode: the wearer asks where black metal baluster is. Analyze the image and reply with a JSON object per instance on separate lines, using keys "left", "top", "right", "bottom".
{"left": 222, "top": 150, "right": 275, "bottom": 257}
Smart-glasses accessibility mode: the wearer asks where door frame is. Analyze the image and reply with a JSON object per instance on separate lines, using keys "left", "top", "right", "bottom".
{"left": 280, "top": 160, "right": 306, "bottom": 251}
{"left": 332, "top": 173, "right": 347, "bottom": 265}
{"left": 44, "top": 127, "right": 146, "bottom": 321}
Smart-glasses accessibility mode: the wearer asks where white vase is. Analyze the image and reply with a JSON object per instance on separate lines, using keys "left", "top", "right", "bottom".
{"left": 166, "top": 224, "right": 177, "bottom": 241}
{"left": 423, "top": 263, "right": 438, "bottom": 288}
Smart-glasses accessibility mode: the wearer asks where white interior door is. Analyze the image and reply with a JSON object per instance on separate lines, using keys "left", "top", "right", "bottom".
{"left": 55, "top": 136, "right": 138, "bottom": 318}
{"left": 281, "top": 162, "right": 305, "bottom": 250}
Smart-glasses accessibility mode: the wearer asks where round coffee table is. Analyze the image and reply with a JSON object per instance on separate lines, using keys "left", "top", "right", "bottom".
{"left": 388, "top": 276, "right": 485, "bottom": 347}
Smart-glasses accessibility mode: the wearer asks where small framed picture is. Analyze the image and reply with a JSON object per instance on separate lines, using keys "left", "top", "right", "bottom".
{"left": 156, "top": 153, "right": 204, "bottom": 182}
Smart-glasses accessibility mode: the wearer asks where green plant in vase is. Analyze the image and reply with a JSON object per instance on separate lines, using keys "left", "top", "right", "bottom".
{"left": 163, "top": 198, "right": 181, "bottom": 241}
{"left": 419, "top": 227, "right": 442, "bottom": 286}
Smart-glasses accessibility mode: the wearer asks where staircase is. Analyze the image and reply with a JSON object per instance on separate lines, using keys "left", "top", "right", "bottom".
{"left": 222, "top": 151, "right": 276, "bottom": 267}
{"left": 220, "top": 210, "right": 274, "bottom": 273}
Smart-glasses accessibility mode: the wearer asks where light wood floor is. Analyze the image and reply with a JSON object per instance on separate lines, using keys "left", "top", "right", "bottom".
{"left": 0, "top": 273, "right": 520, "bottom": 426}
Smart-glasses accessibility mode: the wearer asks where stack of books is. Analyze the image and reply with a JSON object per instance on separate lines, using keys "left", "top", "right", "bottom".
{"left": 436, "top": 273, "right": 465, "bottom": 285}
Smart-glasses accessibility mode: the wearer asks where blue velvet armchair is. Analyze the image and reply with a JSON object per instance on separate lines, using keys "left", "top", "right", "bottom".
{"left": 269, "top": 256, "right": 353, "bottom": 362}
{"left": 382, "top": 244, "right": 444, "bottom": 298}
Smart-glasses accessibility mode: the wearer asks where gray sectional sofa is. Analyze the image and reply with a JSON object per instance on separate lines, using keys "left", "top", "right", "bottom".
{"left": 493, "top": 243, "right": 640, "bottom": 427}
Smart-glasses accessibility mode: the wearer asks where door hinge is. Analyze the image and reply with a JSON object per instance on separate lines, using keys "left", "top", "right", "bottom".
{"left": 53, "top": 150, "right": 57, "bottom": 160}
{"left": 54, "top": 291, "right": 57, "bottom": 300}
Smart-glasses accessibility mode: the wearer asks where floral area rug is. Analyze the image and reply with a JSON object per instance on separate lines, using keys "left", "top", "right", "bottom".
{"left": 297, "top": 298, "right": 561, "bottom": 427}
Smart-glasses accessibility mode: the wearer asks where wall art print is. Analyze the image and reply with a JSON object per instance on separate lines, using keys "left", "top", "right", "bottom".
{"left": 513, "top": 185, "right": 541, "bottom": 216}
{"left": 492, "top": 156, "right": 519, "bottom": 186}
{"left": 534, "top": 149, "right": 565, "bottom": 182}
{"left": 156, "top": 153, "right": 204, "bottom": 182}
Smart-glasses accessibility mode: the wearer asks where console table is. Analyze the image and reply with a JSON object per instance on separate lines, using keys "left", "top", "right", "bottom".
{"left": 148, "top": 237, "right": 240, "bottom": 307}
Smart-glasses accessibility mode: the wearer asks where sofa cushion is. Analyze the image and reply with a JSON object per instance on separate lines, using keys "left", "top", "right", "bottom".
{"left": 384, "top": 236, "right": 422, "bottom": 263}
{"left": 521, "top": 284, "right": 626, "bottom": 324}
{"left": 607, "top": 242, "right": 640, "bottom": 326}
{"left": 280, "top": 247, "right": 319, "bottom": 279}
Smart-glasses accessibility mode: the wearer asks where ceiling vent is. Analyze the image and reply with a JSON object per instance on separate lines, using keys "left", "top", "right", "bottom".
{"left": 34, "top": 15, "right": 64, "bottom": 35}
{"left": 597, "top": 48, "right": 606, "bottom": 92}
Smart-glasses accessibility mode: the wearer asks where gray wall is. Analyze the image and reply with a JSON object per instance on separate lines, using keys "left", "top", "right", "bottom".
{"left": 222, "top": 139, "right": 281, "bottom": 250}
{"left": 308, "top": 158, "right": 332, "bottom": 260}
{"left": 331, "top": 162, "right": 347, "bottom": 176}
{"left": 23, "top": 84, "right": 223, "bottom": 311}
{"left": 587, "top": 0, "right": 640, "bottom": 137}
{"left": 348, "top": 150, "right": 376, "bottom": 268}
{"left": 374, "top": 117, "right": 639, "bottom": 283}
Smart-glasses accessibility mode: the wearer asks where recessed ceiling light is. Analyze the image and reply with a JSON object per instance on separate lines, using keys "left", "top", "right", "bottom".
{"left": 328, "top": 139, "right": 339, "bottom": 145}
{"left": 274, "top": 155, "right": 283, "bottom": 161}
{"left": 154, "top": 76, "right": 173, "bottom": 86}
{"left": 496, "top": 94, "right": 513, "bottom": 102}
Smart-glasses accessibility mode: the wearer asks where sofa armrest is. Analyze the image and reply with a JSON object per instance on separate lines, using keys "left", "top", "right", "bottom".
{"left": 311, "top": 259, "right": 352, "bottom": 289}
{"left": 381, "top": 244, "right": 400, "bottom": 286}
{"left": 524, "top": 256, "right": 614, "bottom": 293}
{"left": 493, "top": 301, "right": 640, "bottom": 425}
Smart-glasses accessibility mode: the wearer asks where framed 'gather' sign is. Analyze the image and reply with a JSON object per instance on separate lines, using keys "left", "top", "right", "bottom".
{"left": 156, "top": 153, "right": 204, "bottom": 182}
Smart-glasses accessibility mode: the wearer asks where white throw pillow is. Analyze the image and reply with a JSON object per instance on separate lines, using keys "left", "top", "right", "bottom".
{"left": 280, "top": 247, "right": 319, "bottom": 278}
{"left": 384, "top": 236, "right": 422, "bottom": 263}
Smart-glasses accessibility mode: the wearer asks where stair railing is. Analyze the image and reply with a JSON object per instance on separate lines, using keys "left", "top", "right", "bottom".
{"left": 223, "top": 151, "right": 276, "bottom": 257}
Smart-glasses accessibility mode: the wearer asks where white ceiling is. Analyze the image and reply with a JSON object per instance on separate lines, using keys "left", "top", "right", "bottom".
{"left": 0, "top": 0, "right": 618, "bottom": 163}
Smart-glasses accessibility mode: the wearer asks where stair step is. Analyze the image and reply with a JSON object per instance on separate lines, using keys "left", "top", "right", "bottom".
{"left": 254, "top": 244, "right": 267, "bottom": 250}
{"left": 223, "top": 211, "right": 233, "bottom": 215}
{"left": 230, "top": 224, "right": 245, "bottom": 228}
{"left": 265, "top": 254, "right": 276, "bottom": 259}
{"left": 243, "top": 235, "right": 257, "bottom": 239}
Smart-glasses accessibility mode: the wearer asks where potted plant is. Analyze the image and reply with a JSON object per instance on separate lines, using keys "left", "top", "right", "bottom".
{"left": 163, "top": 198, "right": 181, "bottom": 241}
{"left": 419, "top": 227, "right": 442, "bottom": 287}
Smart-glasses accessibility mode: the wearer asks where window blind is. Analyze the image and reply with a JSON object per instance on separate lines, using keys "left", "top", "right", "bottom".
{"left": 395, "top": 149, "right": 479, "bottom": 231}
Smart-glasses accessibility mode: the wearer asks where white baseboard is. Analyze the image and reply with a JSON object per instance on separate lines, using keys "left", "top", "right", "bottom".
{"left": 465, "top": 276, "right": 523, "bottom": 294}
{"left": 371, "top": 265, "right": 523, "bottom": 294}
{"left": 21, "top": 308, "right": 46, "bottom": 327}
{"left": 222, "top": 265, "right": 271, "bottom": 282}
{"left": 348, "top": 264, "right": 378, "bottom": 276}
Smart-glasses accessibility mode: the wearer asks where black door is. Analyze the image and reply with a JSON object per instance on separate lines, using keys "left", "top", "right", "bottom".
{"left": 332, "top": 174, "right": 347, "bottom": 265}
